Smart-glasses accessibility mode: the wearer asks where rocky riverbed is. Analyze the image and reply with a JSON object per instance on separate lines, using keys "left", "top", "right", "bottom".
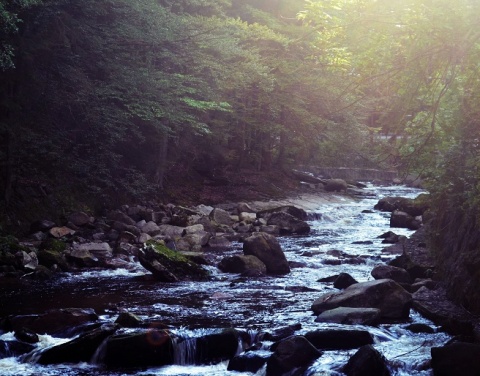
{"left": 1, "top": 184, "right": 480, "bottom": 375}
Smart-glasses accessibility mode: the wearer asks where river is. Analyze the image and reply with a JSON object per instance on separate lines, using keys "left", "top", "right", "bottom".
{"left": 0, "top": 185, "right": 450, "bottom": 375}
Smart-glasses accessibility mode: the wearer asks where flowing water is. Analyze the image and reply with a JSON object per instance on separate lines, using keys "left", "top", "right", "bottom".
{"left": 0, "top": 185, "right": 450, "bottom": 375}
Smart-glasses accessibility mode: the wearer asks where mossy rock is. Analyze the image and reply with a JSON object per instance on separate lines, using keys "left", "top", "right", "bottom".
{"left": 39, "top": 238, "right": 67, "bottom": 252}
{"left": 139, "top": 241, "right": 209, "bottom": 282}
{"left": 0, "top": 235, "right": 30, "bottom": 254}
{"left": 37, "top": 249, "right": 70, "bottom": 271}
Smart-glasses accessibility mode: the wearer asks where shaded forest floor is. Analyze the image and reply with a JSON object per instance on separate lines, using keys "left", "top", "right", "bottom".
{"left": 162, "top": 169, "right": 307, "bottom": 206}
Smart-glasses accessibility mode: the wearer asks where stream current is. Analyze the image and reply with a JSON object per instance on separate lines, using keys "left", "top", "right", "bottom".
{"left": 0, "top": 185, "right": 451, "bottom": 375}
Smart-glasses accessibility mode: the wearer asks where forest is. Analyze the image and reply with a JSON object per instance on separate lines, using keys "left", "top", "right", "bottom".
{"left": 0, "top": 0, "right": 479, "bottom": 226}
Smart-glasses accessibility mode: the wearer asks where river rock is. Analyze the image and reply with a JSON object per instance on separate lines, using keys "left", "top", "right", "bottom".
{"left": 48, "top": 226, "right": 75, "bottom": 238}
{"left": 115, "top": 312, "right": 144, "bottom": 328}
{"left": 195, "top": 329, "right": 240, "bottom": 364}
{"left": 371, "top": 265, "right": 411, "bottom": 284}
{"left": 138, "top": 242, "right": 208, "bottom": 282}
{"left": 334, "top": 272, "right": 358, "bottom": 289}
{"left": 0, "top": 340, "right": 35, "bottom": 358}
{"left": 265, "top": 212, "right": 310, "bottom": 235}
{"left": 74, "top": 242, "right": 113, "bottom": 261}
{"left": 228, "top": 352, "right": 268, "bottom": 373}
{"left": 103, "top": 329, "right": 174, "bottom": 367}
{"left": 259, "top": 323, "right": 302, "bottom": 342}
{"left": 30, "top": 219, "right": 56, "bottom": 233}
{"left": 158, "top": 224, "right": 185, "bottom": 239}
{"left": 412, "top": 286, "right": 475, "bottom": 335}
{"left": 243, "top": 232, "right": 290, "bottom": 275}
{"left": 315, "top": 307, "right": 381, "bottom": 326}
{"left": 209, "top": 208, "right": 235, "bottom": 226}
{"left": 390, "top": 210, "right": 421, "bottom": 230}
{"left": 175, "top": 232, "right": 210, "bottom": 252}
{"left": 431, "top": 342, "right": 480, "bottom": 376}
{"left": 237, "top": 202, "right": 255, "bottom": 214}
{"left": 266, "top": 335, "right": 322, "bottom": 376}
{"left": 15, "top": 251, "right": 38, "bottom": 271}
{"left": 141, "top": 221, "right": 162, "bottom": 236}
{"left": 311, "top": 279, "right": 412, "bottom": 319}
{"left": 257, "top": 205, "right": 307, "bottom": 221}
{"left": 374, "top": 195, "right": 429, "bottom": 217}
{"left": 14, "top": 327, "right": 39, "bottom": 343}
{"left": 218, "top": 255, "right": 267, "bottom": 277}
{"left": 343, "top": 344, "right": 391, "bottom": 376}
{"left": 207, "top": 235, "right": 232, "bottom": 248}
{"left": 67, "top": 248, "right": 98, "bottom": 267}
{"left": 405, "top": 323, "right": 435, "bottom": 334}
{"left": 107, "top": 210, "right": 136, "bottom": 226}
{"left": 324, "top": 179, "right": 348, "bottom": 192}
{"left": 68, "top": 211, "right": 91, "bottom": 227}
{"left": 239, "top": 212, "right": 257, "bottom": 223}
{"left": 36, "top": 324, "right": 118, "bottom": 365}
{"left": 304, "top": 329, "right": 374, "bottom": 350}
{"left": 138, "top": 233, "right": 152, "bottom": 244}
{"left": 6, "top": 308, "right": 99, "bottom": 337}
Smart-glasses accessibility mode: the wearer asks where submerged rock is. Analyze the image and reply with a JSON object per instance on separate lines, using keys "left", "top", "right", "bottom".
{"left": 6, "top": 308, "right": 99, "bottom": 337}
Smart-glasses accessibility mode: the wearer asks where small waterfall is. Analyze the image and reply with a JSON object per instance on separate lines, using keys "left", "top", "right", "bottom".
{"left": 90, "top": 336, "right": 109, "bottom": 364}
{"left": 173, "top": 336, "right": 198, "bottom": 365}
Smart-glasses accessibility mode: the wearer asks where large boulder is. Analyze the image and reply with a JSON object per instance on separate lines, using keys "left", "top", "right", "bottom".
{"left": 343, "top": 344, "right": 391, "bottom": 376}
{"left": 218, "top": 255, "right": 267, "bottom": 277}
{"left": 390, "top": 210, "right": 421, "bottom": 230}
{"left": 103, "top": 330, "right": 174, "bottom": 368}
{"left": 209, "top": 208, "right": 235, "bottom": 226}
{"left": 324, "top": 179, "right": 348, "bottom": 192}
{"left": 371, "top": 265, "right": 412, "bottom": 284}
{"left": 315, "top": 307, "right": 382, "bottom": 326}
{"left": 431, "top": 342, "right": 480, "bottom": 376}
{"left": 138, "top": 242, "right": 209, "bottom": 282}
{"left": 73, "top": 242, "right": 113, "bottom": 262}
{"left": 228, "top": 353, "right": 268, "bottom": 373}
{"left": 266, "top": 336, "right": 322, "bottom": 376}
{"left": 257, "top": 205, "right": 307, "bottom": 221}
{"left": 311, "top": 279, "right": 412, "bottom": 319}
{"left": 243, "top": 232, "right": 290, "bottom": 275}
{"left": 374, "top": 195, "right": 429, "bottom": 217}
{"left": 304, "top": 329, "right": 374, "bottom": 350}
{"left": 194, "top": 329, "right": 241, "bottom": 364}
{"left": 36, "top": 324, "right": 118, "bottom": 365}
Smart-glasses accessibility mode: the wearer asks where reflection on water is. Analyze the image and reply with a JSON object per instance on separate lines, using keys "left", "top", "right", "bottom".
{"left": 0, "top": 185, "right": 450, "bottom": 375}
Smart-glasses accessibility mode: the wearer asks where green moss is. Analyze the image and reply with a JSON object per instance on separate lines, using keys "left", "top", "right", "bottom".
{"left": 145, "top": 241, "right": 210, "bottom": 280}
{"left": 40, "top": 238, "right": 67, "bottom": 252}
{"left": 0, "top": 235, "right": 29, "bottom": 254}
